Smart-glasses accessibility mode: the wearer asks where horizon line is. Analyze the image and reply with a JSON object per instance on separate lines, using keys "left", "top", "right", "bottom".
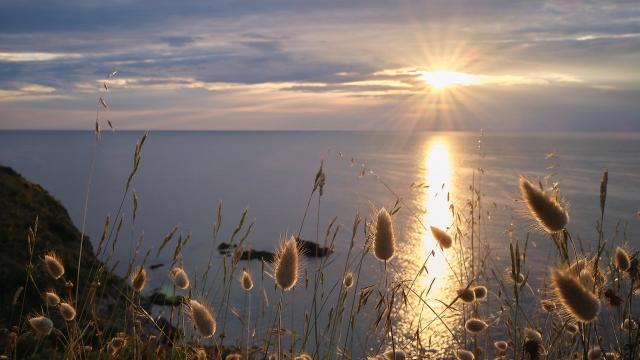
{"left": 2, "top": 129, "right": 640, "bottom": 134}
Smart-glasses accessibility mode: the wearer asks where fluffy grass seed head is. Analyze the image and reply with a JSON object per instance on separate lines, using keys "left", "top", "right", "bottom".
{"left": 465, "top": 318, "right": 488, "bottom": 333}
{"left": 566, "top": 323, "right": 579, "bottom": 335}
{"left": 382, "top": 349, "right": 406, "bottom": 360}
{"left": 472, "top": 285, "right": 488, "bottom": 300}
{"left": 524, "top": 328, "right": 542, "bottom": 343}
{"left": 109, "top": 334, "right": 128, "bottom": 354}
{"left": 621, "top": 318, "right": 638, "bottom": 332}
{"left": 59, "top": 302, "right": 76, "bottom": 321}
{"left": 579, "top": 269, "right": 597, "bottom": 290}
{"left": 504, "top": 267, "right": 526, "bottom": 285}
{"left": 522, "top": 328, "right": 544, "bottom": 359}
{"left": 274, "top": 235, "right": 300, "bottom": 291}
{"left": 186, "top": 299, "right": 217, "bottom": 337}
{"left": 541, "top": 300, "right": 556, "bottom": 313}
{"left": 604, "top": 352, "right": 621, "bottom": 360}
{"left": 613, "top": 246, "right": 631, "bottom": 272}
{"left": 194, "top": 348, "right": 208, "bottom": 360}
{"left": 44, "top": 290, "right": 60, "bottom": 307}
{"left": 343, "top": 272, "right": 354, "bottom": 288}
{"left": 551, "top": 267, "right": 600, "bottom": 322}
{"left": 131, "top": 266, "right": 147, "bottom": 292}
{"left": 430, "top": 226, "right": 453, "bottom": 249}
{"left": 523, "top": 339, "right": 544, "bottom": 359}
{"left": 568, "top": 257, "right": 588, "bottom": 274}
{"left": 588, "top": 347, "right": 602, "bottom": 360}
{"left": 373, "top": 207, "right": 395, "bottom": 261}
{"left": 170, "top": 267, "right": 190, "bottom": 289}
{"left": 456, "top": 349, "right": 475, "bottom": 360}
{"left": 241, "top": 268, "right": 254, "bottom": 291}
{"left": 28, "top": 315, "right": 53, "bottom": 336}
{"left": 457, "top": 288, "right": 476, "bottom": 303}
{"left": 519, "top": 177, "right": 568, "bottom": 233}
{"left": 569, "top": 256, "right": 607, "bottom": 291}
{"left": 494, "top": 341, "right": 509, "bottom": 351}
{"left": 43, "top": 251, "right": 65, "bottom": 279}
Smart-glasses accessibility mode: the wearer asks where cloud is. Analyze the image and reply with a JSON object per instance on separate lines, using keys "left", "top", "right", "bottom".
{"left": 0, "top": 52, "right": 84, "bottom": 62}
{"left": 0, "top": 0, "right": 639, "bottom": 129}
{"left": 160, "top": 36, "right": 201, "bottom": 47}
{"left": 0, "top": 83, "right": 61, "bottom": 102}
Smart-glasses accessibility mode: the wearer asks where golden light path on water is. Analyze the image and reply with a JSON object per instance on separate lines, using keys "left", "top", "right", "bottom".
{"left": 395, "top": 137, "right": 460, "bottom": 355}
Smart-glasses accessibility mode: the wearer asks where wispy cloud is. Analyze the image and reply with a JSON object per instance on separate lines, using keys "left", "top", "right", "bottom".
{"left": 0, "top": 83, "right": 63, "bottom": 102}
{"left": 0, "top": 52, "right": 84, "bottom": 62}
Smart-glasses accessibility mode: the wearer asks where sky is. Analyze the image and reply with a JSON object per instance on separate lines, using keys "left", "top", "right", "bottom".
{"left": 0, "top": 0, "right": 639, "bottom": 131}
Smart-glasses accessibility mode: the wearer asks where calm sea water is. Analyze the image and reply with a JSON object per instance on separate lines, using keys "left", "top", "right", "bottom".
{"left": 1, "top": 131, "right": 639, "bottom": 358}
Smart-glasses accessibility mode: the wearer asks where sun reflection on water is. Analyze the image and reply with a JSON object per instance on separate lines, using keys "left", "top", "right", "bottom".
{"left": 395, "top": 137, "right": 460, "bottom": 354}
{"left": 422, "top": 140, "right": 454, "bottom": 289}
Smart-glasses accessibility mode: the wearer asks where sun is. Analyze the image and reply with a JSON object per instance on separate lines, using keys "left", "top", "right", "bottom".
{"left": 420, "top": 70, "right": 478, "bottom": 90}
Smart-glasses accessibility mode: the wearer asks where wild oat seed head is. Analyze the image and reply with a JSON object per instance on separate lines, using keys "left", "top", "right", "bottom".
{"left": 382, "top": 349, "right": 406, "bottom": 360}
{"left": 373, "top": 208, "right": 395, "bottom": 261}
{"left": 59, "top": 302, "right": 76, "bottom": 321}
{"left": 187, "top": 299, "right": 217, "bottom": 337}
{"left": 457, "top": 288, "right": 476, "bottom": 303}
{"left": 131, "top": 266, "right": 147, "bottom": 292}
{"left": 613, "top": 246, "right": 631, "bottom": 272}
{"left": 274, "top": 236, "right": 300, "bottom": 291}
{"left": 465, "top": 318, "right": 488, "bottom": 333}
{"left": 225, "top": 354, "right": 242, "bottom": 360}
{"left": 343, "top": 272, "right": 354, "bottom": 288}
{"left": 28, "top": 315, "right": 53, "bottom": 336}
{"left": 519, "top": 177, "right": 568, "bottom": 233}
{"left": 430, "top": 226, "right": 453, "bottom": 249}
{"left": 44, "top": 251, "right": 65, "bottom": 279}
{"left": 494, "top": 341, "right": 508, "bottom": 351}
{"left": 456, "top": 349, "right": 475, "bottom": 360}
{"left": 588, "top": 347, "right": 602, "bottom": 360}
{"left": 551, "top": 268, "right": 600, "bottom": 322}
{"left": 44, "top": 291, "right": 60, "bottom": 307}
{"left": 170, "top": 267, "right": 190, "bottom": 290}
{"left": 472, "top": 285, "right": 488, "bottom": 300}
{"left": 240, "top": 268, "right": 254, "bottom": 291}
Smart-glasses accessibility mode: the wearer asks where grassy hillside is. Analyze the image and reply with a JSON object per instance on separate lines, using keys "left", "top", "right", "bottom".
{"left": 0, "top": 166, "right": 95, "bottom": 321}
{"left": 0, "top": 165, "right": 127, "bottom": 358}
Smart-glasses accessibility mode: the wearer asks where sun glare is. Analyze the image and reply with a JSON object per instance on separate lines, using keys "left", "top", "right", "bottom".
{"left": 396, "top": 138, "right": 458, "bottom": 351}
{"left": 423, "top": 140, "right": 453, "bottom": 275}
{"left": 420, "top": 70, "right": 477, "bottom": 90}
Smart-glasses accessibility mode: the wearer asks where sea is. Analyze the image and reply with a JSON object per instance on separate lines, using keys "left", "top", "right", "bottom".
{"left": 1, "top": 130, "right": 639, "bottom": 358}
